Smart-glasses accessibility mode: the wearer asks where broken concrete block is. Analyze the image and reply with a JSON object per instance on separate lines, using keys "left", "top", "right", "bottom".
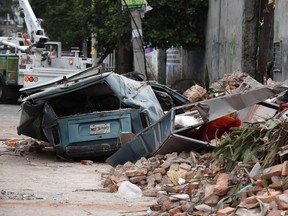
{"left": 275, "top": 194, "right": 288, "bottom": 210}
{"left": 214, "top": 173, "right": 230, "bottom": 196}
{"left": 129, "top": 175, "right": 146, "bottom": 184}
{"left": 116, "top": 181, "right": 142, "bottom": 198}
{"left": 217, "top": 207, "right": 236, "bottom": 216}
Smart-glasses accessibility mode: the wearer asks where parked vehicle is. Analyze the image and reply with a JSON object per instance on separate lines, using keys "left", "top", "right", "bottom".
{"left": 0, "top": 38, "right": 93, "bottom": 103}
{"left": 17, "top": 69, "right": 188, "bottom": 158}
{"left": 0, "top": 0, "right": 94, "bottom": 103}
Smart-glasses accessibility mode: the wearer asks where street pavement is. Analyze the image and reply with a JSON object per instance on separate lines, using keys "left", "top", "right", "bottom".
{"left": 0, "top": 104, "right": 23, "bottom": 140}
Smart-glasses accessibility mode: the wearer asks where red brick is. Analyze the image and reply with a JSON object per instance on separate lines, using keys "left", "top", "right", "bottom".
{"left": 122, "top": 161, "right": 136, "bottom": 170}
{"left": 217, "top": 207, "right": 235, "bottom": 216}
{"left": 108, "top": 184, "right": 118, "bottom": 193}
{"left": 169, "top": 206, "right": 183, "bottom": 216}
{"left": 80, "top": 160, "right": 93, "bottom": 165}
{"left": 282, "top": 161, "right": 288, "bottom": 176}
{"left": 263, "top": 164, "right": 282, "bottom": 179}
{"left": 214, "top": 173, "right": 230, "bottom": 196}
{"left": 154, "top": 173, "right": 162, "bottom": 183}
{"left": 244, "top": 196, "right": 258, "bottom": 204}
{"left": 103, "top": 178, "right": 113, "bottom": 188}
{"left": 179, "top": 163, "right": 191, "bottom": 171}
{"left": 143, "top": 189, "right": 158, "bottom": 197}
{"left": 255, "top": 179, "right": 264, "bottom": 188}
{"left": 125, "top": 168, "right": 148, "bottom": 177}
{"left": 267, "top": 210, "right": 283, "bottom": 216}
{"left": 275, "top": 194, "right": 288, "bottom": 210}
{"left": 129, "top": 175, "right": 146, "bottom": 184}
{"left": 147, "top": 174, "right": 156, "bottom": 188}
{"left": 257, "top": 191, "right": 281, "bottom": 203}
{"left": 153, "top": 167, "right": 166, "bottom": 175}
{"left": 161, "top": 199, "right": 173, "bottom": 211}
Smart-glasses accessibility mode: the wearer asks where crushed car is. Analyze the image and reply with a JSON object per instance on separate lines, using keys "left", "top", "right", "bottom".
{"left": 17, "top": 67, "right": 189, "bottom": 158}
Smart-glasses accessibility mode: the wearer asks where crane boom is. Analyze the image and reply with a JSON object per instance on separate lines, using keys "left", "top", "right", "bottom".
{"left": 18, "top": 0, "right": 48, "bottom": 47}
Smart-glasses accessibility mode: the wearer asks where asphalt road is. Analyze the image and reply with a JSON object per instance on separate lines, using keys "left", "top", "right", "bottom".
{"left": 0, "top": 104, "right": 23, "bottom": 140}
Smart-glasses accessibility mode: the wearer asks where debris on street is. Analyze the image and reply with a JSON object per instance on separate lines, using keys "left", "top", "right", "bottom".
{"left": 101, "top": 73, "right": 288, "bottom": 215}
{"left": 5, "top": 70, "right": 288, "bottom": 215}
{"left": 1, "top": 138, "right": 51, "bottom": 156}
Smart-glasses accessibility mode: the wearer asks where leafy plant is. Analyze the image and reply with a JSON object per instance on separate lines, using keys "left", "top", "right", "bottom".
{"left": 214, "top": 119, "right": 288, "bottom": 172}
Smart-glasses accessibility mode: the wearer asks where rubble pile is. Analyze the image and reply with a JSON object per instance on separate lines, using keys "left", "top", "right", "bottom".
{"left": 103, "top": 151, "right": 288, "bottom": 216}
{"left": 181, "top": 71, "right": 249, "bottom": 103}
{"left": 102, "top": 115, "right": 288, "bottom": 216}
{"left": 209, "top": 71, "right": 249, "bottom": 95}
{"left": 3, "top": 138, "right": 51, "bottom": 156}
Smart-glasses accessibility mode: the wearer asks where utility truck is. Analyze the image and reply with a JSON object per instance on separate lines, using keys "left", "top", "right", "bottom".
{"left": 0, "top": 1, "right": 94, "bottom": 103}
{"left": 0, "top": 36, "right": 93, "bottom": 103}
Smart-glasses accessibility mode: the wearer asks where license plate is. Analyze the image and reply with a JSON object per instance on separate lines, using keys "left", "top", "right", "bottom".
{"left": 90, "top": 123, "right": 110, "bottom": 134}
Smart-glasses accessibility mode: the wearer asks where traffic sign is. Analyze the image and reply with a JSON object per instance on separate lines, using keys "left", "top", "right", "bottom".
{"left": 121, "top": 0, "right": 147, "bottom": 10}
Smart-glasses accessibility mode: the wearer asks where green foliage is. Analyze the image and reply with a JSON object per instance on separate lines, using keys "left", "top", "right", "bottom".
{"left": 214, "top": 119, "right": 288, "bottom": 172}
{"left": 30, "top": 0, "right": 91, "bottom": 50}
{"left": 143, "top": 0, "right": 208, "bottom": 50}
{"left": 0, "top": 0, "right": 16, "bottom": 19}
{"left": 29, "top": 0, "right": 208, "bottom": 58}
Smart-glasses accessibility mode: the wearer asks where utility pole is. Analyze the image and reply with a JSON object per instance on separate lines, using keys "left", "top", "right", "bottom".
{"left": 130, "top": 10, "right": 145, "bottom": 75}
{"left": 121, "top": 0, "right": 151, "bottom": 77}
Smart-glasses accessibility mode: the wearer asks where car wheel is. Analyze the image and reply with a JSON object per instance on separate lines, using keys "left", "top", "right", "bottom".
{"left": 0, "top": 77, "right": 6, "bottom": 103}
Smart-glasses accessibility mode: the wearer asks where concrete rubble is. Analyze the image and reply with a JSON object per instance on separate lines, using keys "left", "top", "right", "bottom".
{"left": 102, "top": 151, "right": 288, "bottom": 216}
{"left": 101, "top": 72, "right": 288, "bottom": 216}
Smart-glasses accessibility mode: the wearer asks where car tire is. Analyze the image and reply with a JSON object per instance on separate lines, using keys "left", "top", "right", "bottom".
{"left": 0, "top": 75, "right": 6, "bottom": 104}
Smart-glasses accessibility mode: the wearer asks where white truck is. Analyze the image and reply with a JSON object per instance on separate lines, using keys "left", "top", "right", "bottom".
{"left": 0, "top": 0, "right": 94, "bottom": 103}
{"left": 0, "top": 36, "right": 94, "bottom": 102}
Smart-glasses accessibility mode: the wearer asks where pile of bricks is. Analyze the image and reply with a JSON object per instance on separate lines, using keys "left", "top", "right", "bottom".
{"left": 102, "top": 151, "right": 288, "bottom": 216}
